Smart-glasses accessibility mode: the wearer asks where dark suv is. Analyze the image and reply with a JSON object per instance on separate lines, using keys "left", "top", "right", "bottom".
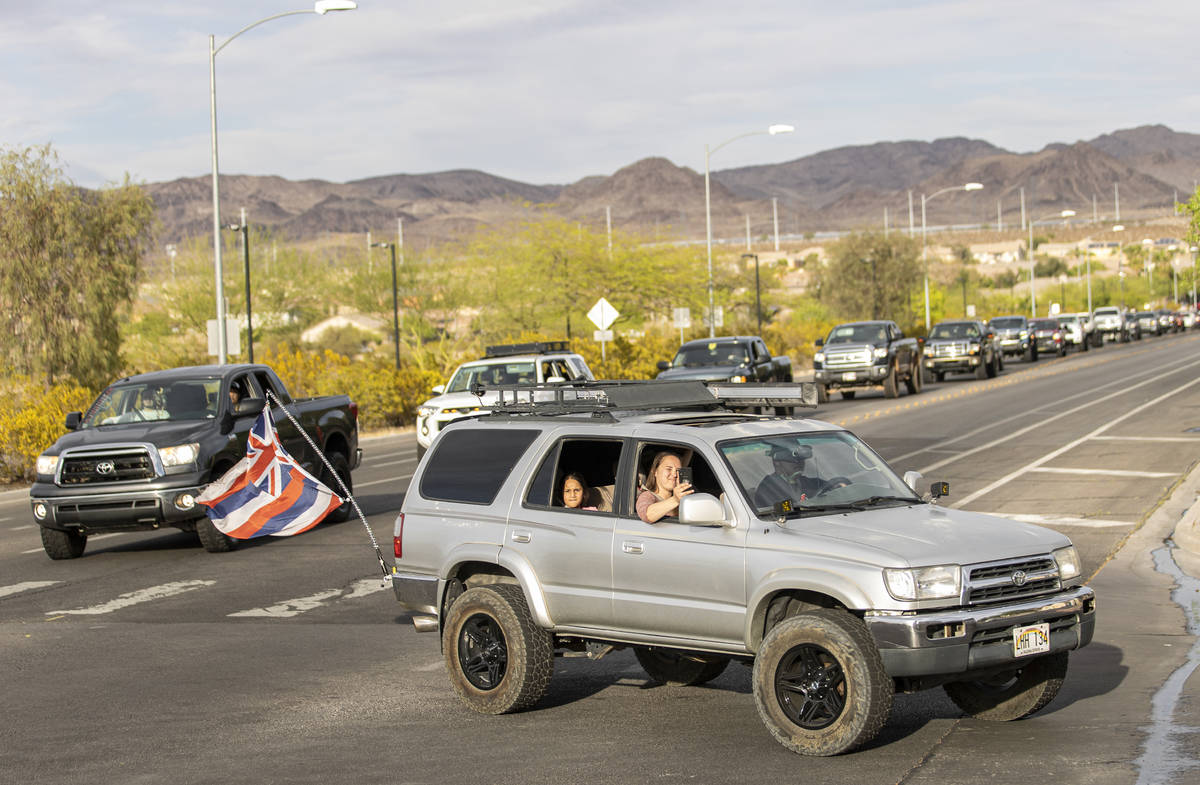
{"left": 922, "top": 320, "right": 1001, "bottom": 381}
{"left": 987, "top": 315, "right": 1037, "bottom": 362}
{"left": 1029, "top": 318, "right": 1066, "bottom": 357}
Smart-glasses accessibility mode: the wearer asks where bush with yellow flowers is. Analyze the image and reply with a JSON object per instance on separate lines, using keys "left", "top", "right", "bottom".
{"left": 0, "top": 377, "right": 96, "bottom": 483}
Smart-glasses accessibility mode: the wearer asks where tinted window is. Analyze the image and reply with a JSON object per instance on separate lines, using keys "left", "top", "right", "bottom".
{"left": 989, "top": 317, "right": 1024, "bottom": 329}
{"left": 421, "top": 429, "right": 539, "bottom": 504}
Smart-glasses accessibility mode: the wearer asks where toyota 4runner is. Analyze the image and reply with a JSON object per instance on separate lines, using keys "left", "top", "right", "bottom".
{"left": 391, "top": 381, "right": 1095, "bottom": 756}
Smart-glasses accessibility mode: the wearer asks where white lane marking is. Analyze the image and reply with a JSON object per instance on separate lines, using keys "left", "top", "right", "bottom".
{"left": 46, "top": 580, "right": 215, "bottom": 615}
{"left": 228, "top": 589, "right": 342, "bottom": 618}
{"left": 1092, "top": 435, "right": 1200, "bottom": 443}
{"left": 920, "top": 355, "right": 1200, "bottom": 477}
{"left": 228, "top": 577, "right": 390, "bottom": 617}
{"left": 21, "top": 531, "right": 128, "bottom": 554}
{"left": 0, "top": 581, "right": 60, "bottom": 598}
{"left": 356, "top": 476, "right": 412, "bottom": 489}
{"left": 12, "top": 524, "right": 33, "bottom": 531}
{"left": 0, "top": 516, "right": 11, "bottom": 523}
{"left": 987, "top": 513, "right": 1134, "bottom": 529}
{"left": 953, "top": 374, "right": 1199, "bottom": 508}
{"left": 1029, "top": 467, "right": 1176, "bottom": 478}
{"left": 413, "top": 659, "right": 445, "bottom": 672}
{"left": 372, "top": 456, "right": 418, "bottom": 469}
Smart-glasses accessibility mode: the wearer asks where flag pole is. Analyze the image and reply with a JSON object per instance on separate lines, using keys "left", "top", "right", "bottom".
{"left": 264, "top": 390, "right": 390, "bottom": 584}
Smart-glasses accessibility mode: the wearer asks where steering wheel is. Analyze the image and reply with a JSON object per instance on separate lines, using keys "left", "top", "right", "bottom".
{"left": 814, "top": 476, "right": 852, "bottom": 497}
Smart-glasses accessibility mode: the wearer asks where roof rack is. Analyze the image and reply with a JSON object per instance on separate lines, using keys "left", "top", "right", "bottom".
{"left": 472, "top": 380, "right": 817, "bottom": 416}
{"left": 484, "top": 341, "right": 571, "bottom": 358}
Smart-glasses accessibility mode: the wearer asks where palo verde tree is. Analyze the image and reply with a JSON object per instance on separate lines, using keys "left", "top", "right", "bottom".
{"left": 809, "top": 230, "right": 921, "bottom": 324}
{"left": 0, "top": 145, "right": 156, "bottom": 389}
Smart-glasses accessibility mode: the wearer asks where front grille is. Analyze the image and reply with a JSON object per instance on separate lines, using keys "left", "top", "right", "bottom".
{"left": 931, "top": 342, "right": 968, "bottom": 358}
{"left": 60, "top": 449, "right": 156, "bottom": 485}
{"left": 966, "top": 556, "right": 1060, "bottom": 605}
{"left": 824, "top": 349, "right": 872, "bottom": 368}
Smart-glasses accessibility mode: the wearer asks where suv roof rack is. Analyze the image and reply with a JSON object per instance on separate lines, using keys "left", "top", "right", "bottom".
{"left": 484, "top": 341, "right": 571, "bottom": 358}
{"left": 470, "top": 380, "right": 817, "bottom": 417}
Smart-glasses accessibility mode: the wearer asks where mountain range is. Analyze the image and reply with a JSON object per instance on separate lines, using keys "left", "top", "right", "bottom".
{"left": 144, "top": 124, "right": 1200, "bottom": 249}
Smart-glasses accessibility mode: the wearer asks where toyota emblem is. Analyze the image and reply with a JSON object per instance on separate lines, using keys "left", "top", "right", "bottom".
{"left": 1011, "top": 570, "right": 1028, "bottom": 587}
{"left": 95, "top": 461, "right": 116, "bottom": 475}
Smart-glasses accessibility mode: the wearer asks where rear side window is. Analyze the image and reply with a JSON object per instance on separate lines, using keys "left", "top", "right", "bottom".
{"left": 420, "top": 429, "right": 539, "bottom": 504}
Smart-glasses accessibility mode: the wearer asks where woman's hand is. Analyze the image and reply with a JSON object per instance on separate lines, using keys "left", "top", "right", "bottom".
{"left": 673, "top": 481, "right": 693, "bottom": 500}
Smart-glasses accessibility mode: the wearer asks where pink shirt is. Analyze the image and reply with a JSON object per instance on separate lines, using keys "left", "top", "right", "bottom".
{"left": 636, "top": 489, "right": 670, "bottom": 523}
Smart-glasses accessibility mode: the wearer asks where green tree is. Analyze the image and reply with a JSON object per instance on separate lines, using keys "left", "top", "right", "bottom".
{"left": 0, "top": 145, "right": 156, "bottom": 388}
{"left": 809, "top": 231, "right": 920, "bottom": 322}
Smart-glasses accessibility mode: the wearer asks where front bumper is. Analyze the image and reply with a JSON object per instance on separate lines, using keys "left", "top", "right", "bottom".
{"left": 865, "top": 585, "right": 1095, "bottom": 678}
{"left": 30, "top": 477, "right": 208, "bottom": 533}
{"left": 813, "top": 365, "right": 889, "bottom": 386}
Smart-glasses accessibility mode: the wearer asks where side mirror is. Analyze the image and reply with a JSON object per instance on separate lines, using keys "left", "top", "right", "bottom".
{"left": 656, "top": 360, "right": 670, "bottom": 371}
{"left": 431, "top": 384, "right": 445, "bottom": 396}
{"left": 64, "top": 412, "right": 82, "bottom": 430}
{"left": 678, "top": 493, "right": 732, "bottom": 528}
{"left": 815, "top": 338, "right": 825, "bottom": 348}
{"left": 903, "top": 470, "right": 923, "bottom": 493}
{"left": 234, "top": 397, "right": 267, "bottom": 417}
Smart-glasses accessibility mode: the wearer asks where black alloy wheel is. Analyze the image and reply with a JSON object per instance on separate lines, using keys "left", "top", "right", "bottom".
{"left": 774, "top": 643, "right": 846, "bottom": 730}
{"left": 458, "top": 613, "right": 509, "bottom": 690}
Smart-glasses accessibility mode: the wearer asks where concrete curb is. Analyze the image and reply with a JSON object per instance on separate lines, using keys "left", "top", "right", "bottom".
{"left": 1169, "top": 466, "right": 1200, "bottom": 577}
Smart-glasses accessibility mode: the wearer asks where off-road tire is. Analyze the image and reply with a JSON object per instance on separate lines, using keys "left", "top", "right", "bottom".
{"left": 816, "top": 383, "right": 829, "bottom": 404}
{"left": 634, "top": 647, "right": 729, "bottom": 686}
{"left": 442, "top": 584, "right": 553, "bottom": 715}
{"left": 752, "top": 610, "right": 893, "bottom": 756}
{"left": 943, "top": 651, "right": 1068, "bottom": 721}
{"left": 904, "top": 365, "right": 922, "bottom": 394}
{"left": 196, "top": 517, "right": 237, "bottom": 553}
{"left": 40, "top": 527, "right": 86, "bottom": 560}
{"left": 840, "top": 391, "right": 856, "bottom": 401}
{"left": 882, "top": 365, "right": 899, "bottom": 398}
{"left": 986, "top": 354, "right": 999, "bottom": 378}
{"left": 321, "top": 452, "right": 353, "bottom": 523}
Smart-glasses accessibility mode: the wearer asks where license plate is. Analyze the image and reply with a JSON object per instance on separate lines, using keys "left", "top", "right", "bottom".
{"left": 842, "top": 372, "right": 857, "bottom": 381}
{"left": 1012, "top": 623, "right": 1050, "bottom": 657}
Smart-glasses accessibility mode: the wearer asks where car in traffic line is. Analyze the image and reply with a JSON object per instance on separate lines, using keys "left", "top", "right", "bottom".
{"left": 1057, "top": 313, "right": 1094, "bottom": 351}
{"left": 415, "top": 342, "right": 593, "bottom": 457}
{"left": 812, "top": 320, "right": 923, "bottom": 402}
{"left": 1029, "top": 318, "right": 1067, "bottom": 357}
{"left": 1133, "top": 311, "right": 1161, "bottom": 337}
{"left": 922, "top": 319, "right": 1001, "bottom": 381}
{"left": 987, "top": 315, "right": 1037, "bottom": 362}
{"left": 391, "top": 380, "right": 1096, "bottom": 757}
{"left": 1092, "top": 306, "right": 1132, "bottom": 344}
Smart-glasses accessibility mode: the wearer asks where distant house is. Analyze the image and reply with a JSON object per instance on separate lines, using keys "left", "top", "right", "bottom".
{"left": 301, "top": 313, "right": 386, "bottom": 344}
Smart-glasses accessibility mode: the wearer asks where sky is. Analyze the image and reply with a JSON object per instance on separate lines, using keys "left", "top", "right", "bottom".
{"left": 3, "top": 0, "right": 1199, "bottom": 189}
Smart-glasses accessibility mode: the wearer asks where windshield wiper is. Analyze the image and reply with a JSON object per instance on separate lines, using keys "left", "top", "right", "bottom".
{"left": 848, "top": 495, "right": 921, "bottom": 509}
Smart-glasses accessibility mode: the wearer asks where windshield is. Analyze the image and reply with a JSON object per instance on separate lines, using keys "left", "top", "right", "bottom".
{"left": 81, "top": 380, "right": 221, "bottom": 427}
{"left": 671, "top": 343, "right": 750, "bottom": 367}
{"left": 1059, "top": 316, "right": 1079, "bottom": 324}
{"left": 826, "top": 324, "right": 887, "bottom": 344}
{"left": 445, "top": 361, "right": 537, "bottom": 392}
{"left": 1030, "top": 320, "right": 1057, "bottom": 330}
{"left": 929, "top": 323, "right": 980, "bottom": 340}
{"left": 719, "top": 431, "right": 919, "bottom": 518}
{"left": 989, "top": 317, "right": 1023, "bottom": 329}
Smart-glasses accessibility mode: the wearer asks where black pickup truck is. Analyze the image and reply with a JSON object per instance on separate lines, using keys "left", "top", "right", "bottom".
{"left": 656, "top": 336, "right": 792, "bottom": 384}
{"left": 29, "top": 364, "right": 360, "bottom": 559}
{"left": 813, "top": 320, "right": 923, "bottom": 402}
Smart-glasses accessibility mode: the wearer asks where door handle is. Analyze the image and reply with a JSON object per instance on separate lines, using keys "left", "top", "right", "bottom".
{"left": 622, "top": 541, "right": 644, "bottom": 555}
{"left": 511, "top": 530, "right": 531, "bottom": 543}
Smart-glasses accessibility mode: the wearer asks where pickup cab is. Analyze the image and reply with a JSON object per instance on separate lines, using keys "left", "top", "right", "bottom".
{"left": 29, "top": 364, "right": 360, "bottom": 558}
{"left": 922, "top": 319, "right": 1002, "bottom": 382}
{"left": 813, "top": 320, "right": 922, "bottom": 402}
{"left": 390, "top": 381, "right": 1095, "bottom": 756}
{"left": 656, "top": 336, "right": 792, "bottom": 385}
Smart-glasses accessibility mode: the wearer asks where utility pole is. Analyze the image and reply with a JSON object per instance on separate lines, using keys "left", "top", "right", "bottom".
{"left": 1020, "top": 187, "right": 1026, "bottom": 231}
{"left": 772, "top": 197, "right": 780, "bottom": 251}
{"left": 1115, "top": 183, "right": 1120, "bottom": 222}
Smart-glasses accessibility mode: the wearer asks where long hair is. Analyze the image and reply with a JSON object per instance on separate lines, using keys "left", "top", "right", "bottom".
{"left": 560, "top": 471, "right": 589, "bottom": 505}
{"left": 645, "top": 451, "right": 680, "bottom": 493}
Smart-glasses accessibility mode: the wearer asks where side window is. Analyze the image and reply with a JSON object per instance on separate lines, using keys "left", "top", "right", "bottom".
{"left": 569, "top": 357, "right": 592, "bottom": 380}
{"left": 754, "top": 341, "right": 768, "bottom": 361}
{"left": 631, "top": 441, "right": 720, "bottom": 520}
{"left": 253, "top": 371, "right": 284, "bottom": 404}
{"left": 421, "top": 429, "right": 540, "bottom": 505}
{"left": 525, "top": 438, "right": 623, "bottom": 513}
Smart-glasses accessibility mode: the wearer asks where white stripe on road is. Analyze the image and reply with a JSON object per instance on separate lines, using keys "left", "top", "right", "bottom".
{"left": 0, "top": 516, "right": 11, "bottom": 523}
{"left": 1091, "top": 435, "right": 1200, "bottom": 443}
{"left": 986, "top": 513, "right": 1134, "bottom": 529}
{"left": 0, "top": 581, "right": 60, "bottom": 599}
{"left": 1029, "top": 467, "right": 1176, "bottom": 478}
{"left": 11, "top": 524, "right": 32, "bottom": 531}
{"left": 356, "top": 476, "right": 412, "bottom": 489}
{"left": 953, "top": 374, "right": 1200, "bottom": 508}
{"left": 228, "top": 577, "right": 389, "bottom": 618}
{"left": 372, "top": 456, "right": 418, "bottom": 469}
{"left": 46, "top": 580, "right": 215, "bottom": 615}
{"left": 22, "top": 532, "right": 126, "bottom": 554}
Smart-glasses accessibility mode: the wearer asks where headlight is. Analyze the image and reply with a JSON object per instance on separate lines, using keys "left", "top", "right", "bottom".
{"left": 1019, "top": 330, "right": 1029, "bottom": 339}
{"left": 813, "top": 352, "right": 824, "bottom": 364}
{"left": 36, "top": 454, "right": 59, "bottom": 476}
{"left": 1053, "top": 331, "right": 1062, "bottom": 340}
{"left": 728, "top": 375, "right": 748, "bottom": 383}
{"left": 968, "top": 343, "right": 980, "bottom": 355}
{"left": 1053, "top": 545, "right": 1081, "bottom": 580}
{"left": 884, "top": 565, "right": 962, "bottom": 601}
{"left": 873, "top": 347, "right": 888, "bottom": 359}
{"left": 417, "top": 406, "right": 436, "bottom": 418}
{"left": 158, "top": 443, "right": 200, "bottom": 467}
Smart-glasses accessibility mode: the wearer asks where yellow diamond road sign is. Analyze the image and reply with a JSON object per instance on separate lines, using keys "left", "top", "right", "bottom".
{"left": 587, "top": 297, "right": 618, "bottom": 330}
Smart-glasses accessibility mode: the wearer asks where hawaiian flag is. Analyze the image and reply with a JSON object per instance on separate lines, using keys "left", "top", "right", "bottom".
{"left": 196, "top": 408, "right": 343, "bottom": 538}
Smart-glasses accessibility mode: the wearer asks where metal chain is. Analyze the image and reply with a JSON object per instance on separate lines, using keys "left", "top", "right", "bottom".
{"left": 264, "top": 390, "right": 389, "bottom": 584}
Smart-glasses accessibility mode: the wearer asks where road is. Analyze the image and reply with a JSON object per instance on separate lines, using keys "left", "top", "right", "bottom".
{"left": 1, "top": 332, "right": 1198, "bottom": 784}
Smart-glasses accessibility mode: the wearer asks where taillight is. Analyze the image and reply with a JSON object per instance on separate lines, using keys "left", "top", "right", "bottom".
{"left": 349, "top": 401, "right": 359, "bottom": 424}
{"left": 393, "top": 513, "right": 404, "bottom": 558}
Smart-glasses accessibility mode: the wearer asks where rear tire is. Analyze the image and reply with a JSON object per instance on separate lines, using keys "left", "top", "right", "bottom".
{"left": 975, "top": 360, "right": 988, "bottom": 380}
{"left": 904, "top": 365, "right": 922, "bottom": 394}
{"left": 752, "top": 610, "right": 893, "bottom": 756}
{"left": 634, "top": 647, "right": 729, "bottom": 686}
{"left": 321, "top": 452, "right": 353, "bottom": 523}
{"left": 443, "top": 584, "right": 554, "bottom": 714}
{"left": 40, "top": 527, "right": 86, "bottom": 559}
{"left": 943, "top": 651, "right": 1068, "bottom": 721}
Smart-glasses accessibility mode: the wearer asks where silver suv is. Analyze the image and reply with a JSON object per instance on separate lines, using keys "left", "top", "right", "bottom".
{"left": 391, "top": 382, "right": 1095, "bottom": 756}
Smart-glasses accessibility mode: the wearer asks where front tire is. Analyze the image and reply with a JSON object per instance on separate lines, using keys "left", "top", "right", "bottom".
{"left": 943, "top": 651, "right": 1068, "bottom": 721}
{"left": 635, "top": 647, "right": 729, "bottom": 686}
{"left": 41, "top": 527, "right": 86, "bottom": 559}
{"left": 196, "top": 517, "right": 237, "bottom": 553}
{"left": 752, "top": 610, "right": 893, "bottom": 756}
{"left": 840, "top": 391, "right": 856, "bottom": 401}
{"left": 882, "top": 365, "right": 899, "bottom": 398}
{"left": 815, "top": 383, "right": 829, "bottom": 404}
{"left": 320, "top": 452, "right": 353, "bottom": 523}
{"left": 442, "top": 584, "right": 553, "bottom": 714}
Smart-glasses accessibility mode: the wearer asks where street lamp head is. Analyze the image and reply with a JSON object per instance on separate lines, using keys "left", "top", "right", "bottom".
{"left": 371, "top": 241, "right": 392, "bottom": 249}
{"left": 963, "top": 182, "right": 984, "bottom": 191}
{"left": 314, "top": 0, "right": 357, "bottom": 13}
{"left": 1142, "top": 238, "right": 1153, "bottom": 246}
{"left": 1060, "top": 210, "right": 1076, "bottom": 218}
{"left": 767, "top": 124, "right": 795, "bottom": 135}
{"left": 1113, "top": 225, "right": 1125, "bottom": 232}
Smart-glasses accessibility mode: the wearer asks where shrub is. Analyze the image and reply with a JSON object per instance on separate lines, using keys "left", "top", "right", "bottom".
{"left": 0, "top": 377, "right": 96, "bottom": 482}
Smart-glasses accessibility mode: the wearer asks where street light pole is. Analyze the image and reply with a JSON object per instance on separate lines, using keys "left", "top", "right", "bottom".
{"left": 920, "top": 182, "right": 983, "bottom": 331}
{"left": 225, "top": 207, "right": 254, "bottom": 363}
{"left": 209, "top": 1, "right": 356, "bottom": 365}
{"left": 372, "top": 242, "right": 401, "bottom": 370}
{"left": 742, "top": 253, "right": 761, "bottom": 334}
{"left": 705, "top": 124, "right": 794, "bottom": 337}
{"left": 1028, "top": 209, "right": 1075, "bottom": 317}
{"left": 1113, "top": 225, "right": 1126, "bottom": 308}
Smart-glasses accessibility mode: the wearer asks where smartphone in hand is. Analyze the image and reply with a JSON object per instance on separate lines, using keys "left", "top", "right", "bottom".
{"left": 677, "top": 466, "right": 693, "bottom": 486}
